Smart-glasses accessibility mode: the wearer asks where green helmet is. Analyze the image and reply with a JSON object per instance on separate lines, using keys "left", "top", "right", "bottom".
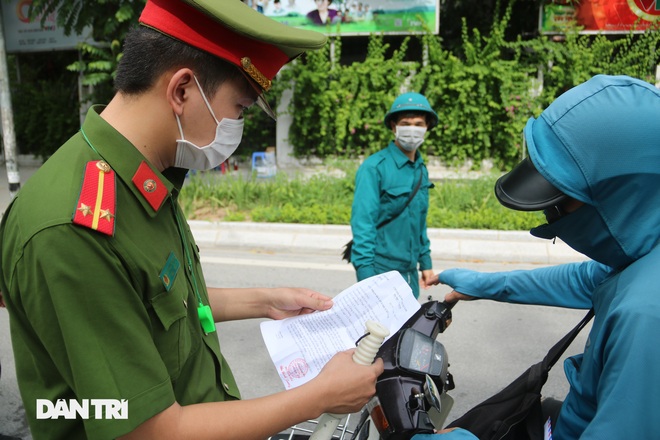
{"left": 383, "top": 92, "right": 439, "bottom": 129}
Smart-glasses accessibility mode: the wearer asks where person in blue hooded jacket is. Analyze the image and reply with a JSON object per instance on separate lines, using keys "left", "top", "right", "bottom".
{"left": 414, "top": 74, "right": 660, "bottom": 439}
{"left": 349, "top": 92, "right": 438, "bottom": 298}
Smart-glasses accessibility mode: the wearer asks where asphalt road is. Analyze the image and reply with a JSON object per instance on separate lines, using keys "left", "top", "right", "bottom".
{"left": 0, "top": 247, "right": 590, "bottom": 439}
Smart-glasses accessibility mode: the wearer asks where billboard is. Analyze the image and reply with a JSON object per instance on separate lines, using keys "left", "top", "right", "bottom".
{"left": 254, "top": 0, "right": 439, "bottom": 36}
{"left": 540, "top": 0, "right": 660, "bottom": 34}
{"left": 1, "top": 0, "right": 91, "bottom": 53}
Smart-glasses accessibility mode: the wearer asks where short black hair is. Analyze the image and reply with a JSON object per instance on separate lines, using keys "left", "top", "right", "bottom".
{"left": 114, "top": 25, "right": 244, "bottom": 99}
{"left": 391, "top": 111, "right": 431, "bottom": 127}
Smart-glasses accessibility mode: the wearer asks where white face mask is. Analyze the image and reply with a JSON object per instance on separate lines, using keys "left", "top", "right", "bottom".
{"left": 174, "top": 76, "right": 244, "bottom": 170}
{"left": 395, "top": 125, "right": 427, "bottom": 152}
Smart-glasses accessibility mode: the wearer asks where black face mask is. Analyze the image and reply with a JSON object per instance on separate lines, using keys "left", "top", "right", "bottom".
{"left": 530, "top": 204, "right": 632, "bottom": 270}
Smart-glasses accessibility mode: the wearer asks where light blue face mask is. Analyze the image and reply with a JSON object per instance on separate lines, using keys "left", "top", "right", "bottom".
{"left": 530, "top": 204, "right": 632, "bottom": 270}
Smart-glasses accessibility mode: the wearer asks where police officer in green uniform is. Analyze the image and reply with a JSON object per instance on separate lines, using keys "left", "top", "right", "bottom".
{"left": 0, "top": 1, "right": 383, "bottom": 438}
{"left": 350, "top": 92, "right": 438, "bottom": 298}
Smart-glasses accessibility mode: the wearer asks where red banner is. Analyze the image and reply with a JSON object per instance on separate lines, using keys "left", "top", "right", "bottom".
{"left": 542, "top": 0, "right": 660, "bottom": 34}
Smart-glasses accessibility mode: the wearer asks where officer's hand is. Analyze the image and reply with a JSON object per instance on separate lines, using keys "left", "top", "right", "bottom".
{"left": 266, "top": 287, "right": 333, "bottom": 320}
{"left": 312, "top": 349, "right": 384, "bottom": 415}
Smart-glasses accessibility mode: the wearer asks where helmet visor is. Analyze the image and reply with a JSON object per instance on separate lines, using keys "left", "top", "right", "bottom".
{"left": 495, "top": 155, "right": 567, "bottom": 211}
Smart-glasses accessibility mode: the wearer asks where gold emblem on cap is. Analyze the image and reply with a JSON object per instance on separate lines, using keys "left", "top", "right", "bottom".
{"left": 241, "top": 57, "right": 271, "bottom": 92}
{"left": 96, "top": 161, "right": 111, "bottom": 173}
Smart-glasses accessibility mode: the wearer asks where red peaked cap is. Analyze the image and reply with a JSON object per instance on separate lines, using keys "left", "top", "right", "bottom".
{"left": 139, "top": 0, "right": 289, "bottom": 89}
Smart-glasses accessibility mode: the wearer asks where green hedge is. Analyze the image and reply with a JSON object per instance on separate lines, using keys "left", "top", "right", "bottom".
{"left": 269, "top": 7, "right": 660, "bottom": 169}
{"left": 8, "top": 0, "right": 660, "bottom": 169}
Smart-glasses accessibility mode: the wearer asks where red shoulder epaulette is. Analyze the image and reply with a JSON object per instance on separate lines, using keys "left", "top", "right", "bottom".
{"left": 72, "top": 160, "right": 117, "bottom": 236}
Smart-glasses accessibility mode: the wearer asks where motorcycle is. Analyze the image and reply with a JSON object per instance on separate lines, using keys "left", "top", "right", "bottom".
{"left": 269, "top": 300, "right": 456, "bottom": 440}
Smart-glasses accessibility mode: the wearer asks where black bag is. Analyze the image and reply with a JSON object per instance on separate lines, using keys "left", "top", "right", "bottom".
{"left": 445, "top": 309, "right": 594, "bottom": 440}
{"left": 341, "top": 239, "right": 353, "bottom": 262}
{"left": 342, "top": 173, "right": 423, "bottom": 263}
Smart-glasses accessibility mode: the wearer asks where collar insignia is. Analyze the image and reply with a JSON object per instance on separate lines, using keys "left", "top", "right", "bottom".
{"left": 132, "top": 161, "right": 168, "bottom": 212}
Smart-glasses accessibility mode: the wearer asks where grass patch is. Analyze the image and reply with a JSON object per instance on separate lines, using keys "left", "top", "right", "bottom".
{"left": 179, "top": 170, "right": 546, "bottom": 231}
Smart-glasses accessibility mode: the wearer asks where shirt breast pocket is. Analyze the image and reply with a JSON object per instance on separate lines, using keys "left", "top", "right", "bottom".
{"left": 150, "top": 288, "right": 193, "bottom": 380}
{"left": 382, "top": 185, "right": 411, "bottom": 218}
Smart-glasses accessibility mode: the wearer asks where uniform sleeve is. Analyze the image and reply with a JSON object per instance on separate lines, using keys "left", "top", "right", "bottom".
{"left": 12, "top": 225, "right": 175, "bottom": 438}
{"left": 417, "top": 179, "right": 433, "bottom": 271}
{"left": 438, "top": 261, "right": 612, "bottom": 309}
{"left": 418, "top": 225, "right": 432, "bottom": 271}
{"left": 350, "top": 162, "right": 381, "bottom": 280}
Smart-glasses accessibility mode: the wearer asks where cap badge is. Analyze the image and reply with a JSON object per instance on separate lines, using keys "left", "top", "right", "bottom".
{"left": 241, "top": 57, "right": 271, "bottom": 92}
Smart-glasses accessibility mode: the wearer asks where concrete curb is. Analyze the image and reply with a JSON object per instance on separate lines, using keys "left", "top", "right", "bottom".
{"left": 190, "top": 221, "right": 588, "bottom": 265}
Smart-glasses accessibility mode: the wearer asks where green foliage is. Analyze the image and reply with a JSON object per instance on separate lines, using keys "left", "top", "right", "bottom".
{"left": 9, "top": 52, "right": 80, "bottom": 159}
{"left": 427, "top": 176, "right": 545, "bottom": 229}
{"left": 284, "top": 35, "right": 415, "bottom": 157}
{"left": 278, "top": 0, "right": 660, "bottom": 169}
{"left": 179, "top": 170, "right": 545, "bottom": 230}
{"left": 412, "top": 3, "right": 541, "bottom": 168}
{"left": 29, "top": 0, "right": 144, "bottom": 104}
{"left": 9, "top": 0, "right": 660, "bottom": 165}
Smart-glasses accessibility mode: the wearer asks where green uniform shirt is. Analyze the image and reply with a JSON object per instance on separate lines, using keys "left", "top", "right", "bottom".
{"left": 0, "top": 106, "right": 240, "bottom": 439}
{"left": 349, "top": 142, "right": 433, "bottom": 295}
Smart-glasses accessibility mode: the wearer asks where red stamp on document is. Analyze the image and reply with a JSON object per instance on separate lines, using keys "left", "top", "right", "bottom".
{"left": 287, "top": 358, "right": 309, "bottom": 379}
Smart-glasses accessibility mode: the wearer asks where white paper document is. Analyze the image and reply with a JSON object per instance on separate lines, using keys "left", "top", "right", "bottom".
{"left": 260, "top": 271, "right": 420, "bottom": 390}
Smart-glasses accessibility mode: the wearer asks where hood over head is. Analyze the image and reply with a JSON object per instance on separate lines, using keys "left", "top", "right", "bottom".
{"left": 511, "top": 75, "right": 660, "bottom": 268}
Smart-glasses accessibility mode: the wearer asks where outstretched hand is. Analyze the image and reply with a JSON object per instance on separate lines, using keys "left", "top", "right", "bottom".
{"left": 425, "top": 271, "right": 477, "bottom": 304}
{"left": 444, "top": 290, "right": 477, "bottom": 304}
{"left": 266, "top": 287, "right": 334, "bottom": 320}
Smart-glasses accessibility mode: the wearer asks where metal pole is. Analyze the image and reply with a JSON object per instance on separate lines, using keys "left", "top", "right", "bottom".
{"left": 0, "top": 8, "right": 20, "bottom": 199}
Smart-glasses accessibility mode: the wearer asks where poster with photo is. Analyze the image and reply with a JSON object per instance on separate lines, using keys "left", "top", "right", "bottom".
{"left": 243, "top": 0, "right": 439, "bottom": 36}
{"left": 540, "top": 0, "right": 660, "bottom": 34}
{"left": 1, "top": 0, "right": 92, "bottom": 52}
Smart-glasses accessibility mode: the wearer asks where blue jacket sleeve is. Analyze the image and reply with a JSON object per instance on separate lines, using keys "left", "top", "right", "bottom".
{"left": 412, "top": 429, "right": 477, "bottom": 439}
{"left": 438, "top": 261, "right": 613, "bottom": 309}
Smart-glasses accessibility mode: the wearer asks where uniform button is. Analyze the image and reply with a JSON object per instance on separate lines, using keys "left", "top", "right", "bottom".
{"left": 96, "top": 161, "right": 111, "bottom": 173}
{"left": 223, "top": 383, "right": 230, "bottom": 391}
{"left": 183, "top": 299, "right": 187, "bottom": 308}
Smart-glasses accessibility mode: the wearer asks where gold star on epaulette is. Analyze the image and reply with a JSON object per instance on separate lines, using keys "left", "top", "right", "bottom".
{"left": 99, "top": 209, "right": 115, "bottom": 222}
{"left": 77, "top": 203, "right": 92, "bottom": 217}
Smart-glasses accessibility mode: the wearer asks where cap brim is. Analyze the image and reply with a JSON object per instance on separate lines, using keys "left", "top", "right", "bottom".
{"left": 495, "top": 157, "right": 567, "bottom": 211}
{"left": 238, "top": 68, "right": 277, "bottom": 121}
